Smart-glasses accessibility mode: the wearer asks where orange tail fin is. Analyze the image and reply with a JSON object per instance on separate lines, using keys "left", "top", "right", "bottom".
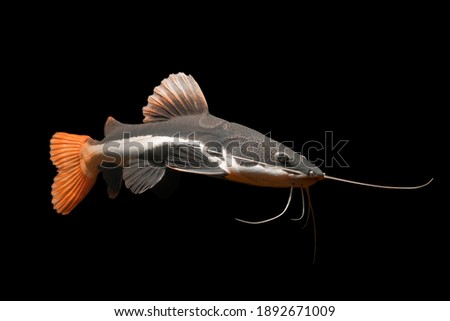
{"left": 50, "top": 132, "right": 100, "bottom": 214}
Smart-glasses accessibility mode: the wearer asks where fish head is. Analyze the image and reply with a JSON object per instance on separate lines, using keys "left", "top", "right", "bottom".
{"left": 276, "top": 145, "right": 324, "bottom": 188}
{"left": 216, "top": 124, "right": 324, "bottom": 188}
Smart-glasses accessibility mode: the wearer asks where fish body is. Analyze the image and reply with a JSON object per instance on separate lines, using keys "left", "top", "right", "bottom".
{"left": 50, "top": 73, "right": 323, "bottom": 214}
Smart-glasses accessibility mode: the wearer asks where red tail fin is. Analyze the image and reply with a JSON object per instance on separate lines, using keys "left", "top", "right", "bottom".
{"left": 50, "top": 132, "right": 100, "bottom": 214}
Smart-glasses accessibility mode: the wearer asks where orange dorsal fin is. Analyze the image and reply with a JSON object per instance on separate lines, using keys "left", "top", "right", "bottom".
{"left": 142, "top": 72, "right": 208, "bottom": 122}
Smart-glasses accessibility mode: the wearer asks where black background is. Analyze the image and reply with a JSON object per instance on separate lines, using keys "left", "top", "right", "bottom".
{"left": 3, "top": 7, "right": 447, "bottom": 300}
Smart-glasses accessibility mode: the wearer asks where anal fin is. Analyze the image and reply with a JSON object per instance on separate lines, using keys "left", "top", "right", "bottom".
{"left": 101, "top": 163, "right": 123, "bottom": 199}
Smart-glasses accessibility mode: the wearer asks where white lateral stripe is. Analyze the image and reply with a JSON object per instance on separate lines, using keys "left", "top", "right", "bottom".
{"left": 114, "top": 135, "right": 194, "bottom": 149}
{"left": 99, "top": 135, "right": 207, "bottom": 163}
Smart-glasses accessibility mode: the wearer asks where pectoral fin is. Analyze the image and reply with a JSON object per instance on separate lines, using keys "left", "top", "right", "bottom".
{"left": 167, "top": 143, "right": 227, "bottom": 176}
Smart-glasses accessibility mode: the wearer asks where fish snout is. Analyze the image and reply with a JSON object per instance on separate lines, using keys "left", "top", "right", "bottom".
{"left": 285, "top": 169, "right": 325, "bottom": 188}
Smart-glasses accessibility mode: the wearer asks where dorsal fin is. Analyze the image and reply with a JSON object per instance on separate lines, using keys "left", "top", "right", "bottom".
{"left": 142, "top": 73, "right": 208, "bottom": 123}
{"left": 104, "top": 116, "right": 123, "bottom": 136}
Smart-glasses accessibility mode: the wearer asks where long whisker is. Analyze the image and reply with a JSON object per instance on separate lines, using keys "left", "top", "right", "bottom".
{"left": 290, "top": 188, "right": 316, "bottom": 263}
{"left": 306, "top": 188, "right": 317, "bottom": 264}
{"left": 324, "top": 175, "right": 433, "bottom": 190}
{"left": 291, "top": 188, "right": 305, "bottom": 221}
{"left": 300, "top": 197, "right": 311, "bottom": 231}
{"left": 235, "top": 186, "right": 294, "bottom": 224}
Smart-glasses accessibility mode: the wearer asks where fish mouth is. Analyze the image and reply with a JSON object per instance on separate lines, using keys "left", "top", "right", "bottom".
{"left": 284, "top": 168, "right": 325, "bottom": 187}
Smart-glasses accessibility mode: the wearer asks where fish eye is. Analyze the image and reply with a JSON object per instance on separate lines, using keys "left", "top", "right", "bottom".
{"left": 275, "top": 152, "right": 290, "bottom": 164}
{"left": 308, "top": 170, "right": 314, "bottom": 176}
